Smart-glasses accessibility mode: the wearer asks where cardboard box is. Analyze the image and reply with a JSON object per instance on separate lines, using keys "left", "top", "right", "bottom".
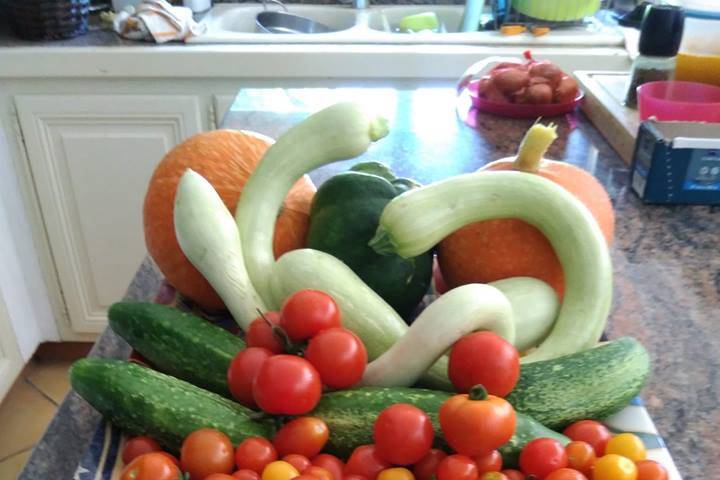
{"left": 630, "top": 121, "right": 720, "bottom": 205}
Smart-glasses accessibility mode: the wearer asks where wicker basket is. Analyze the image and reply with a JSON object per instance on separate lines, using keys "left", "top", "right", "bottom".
{"left": 5, "top": 0, "right": 90, "bottom": 40}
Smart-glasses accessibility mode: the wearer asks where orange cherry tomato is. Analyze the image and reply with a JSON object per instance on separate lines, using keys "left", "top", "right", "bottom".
{"left": 281, "top": 454, "right": 311, "bottom": 473}
{"left": 593, "top": 454, "right": 638, "bottom": 480}
{"left": 636, "top": 460, "right": 668, "bottom": 480}
{"left": 501, "top": 469, "right": 524, "bottom": 480}
{"left": 180, "top": 428, "right": 235, "bottom": 480}
{"left": 273, "top": 417, "right": 329, "bottom": 458}
{"left": 565, "top": 441, "right": 596, "bottom": 475}
{"left": 312, "top": 453, "right": 345, "bottom": 480}
{"left": 474, "top": 450, "right": 502, "bottom": 474}
{"left": 304, "top": 466, "right": 334, "bottom": 480}
{"left": 232, "top": 470, "right": 261, "bottom": 480}
{"left": 413, "top": 449, "right": 448, "bottom": 480}
{"left": 563, "top": 421, "right": 612, "bottom": 457}
{"left": 604, "top": 433, "right": 647, "bottom": 462}
{"left": 235, "top": 437, "right": 278, "bottom": 474}
{"left": 344, "top": 445, "right": 391, "bottom": 480}
{"left": 377, "top": 467, "right": 416, "bottom": 480}
{"left": 480, "top": 473, "right": 508, "bottom": 480}
{"left": 120, "top": 452, "right": 182, "bottom": 480}
{"left": 121, "top": 436, "right": 162, "bottom": 464}
{"left": 206, "top": 475, "right": 240, "bottom": 480}
{"left": 545, "top": 468, "right": 588, "bottom": 480}
{"left": 439, "top": 386, "right": 516, "bottom": 456}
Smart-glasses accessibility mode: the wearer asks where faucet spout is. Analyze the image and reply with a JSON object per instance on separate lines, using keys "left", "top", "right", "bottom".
{"left": 353, "top": 0, "right": 369, "bottom": 9}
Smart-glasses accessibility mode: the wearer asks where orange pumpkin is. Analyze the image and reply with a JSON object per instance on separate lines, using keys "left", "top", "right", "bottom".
{"left": 437, "top": 127, "right": 614, "bottom": 298}
{"left": 143, "top": 129, "right": 316, "bottom": 309}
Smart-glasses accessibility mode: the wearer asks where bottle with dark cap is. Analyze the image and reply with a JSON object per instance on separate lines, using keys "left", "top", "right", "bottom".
{"left": 625, "top": 4, "right": 685, "bottom": 108}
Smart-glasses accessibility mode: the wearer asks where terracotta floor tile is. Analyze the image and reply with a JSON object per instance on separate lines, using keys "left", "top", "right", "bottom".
{"left": 0, "top": 448, "right": 32, "bottom": 479}
{"left": 24, "top": 359, "right": 74, "bottom": 405}
{"left": 0, "top": 378, "right": 56, "bottom": 458}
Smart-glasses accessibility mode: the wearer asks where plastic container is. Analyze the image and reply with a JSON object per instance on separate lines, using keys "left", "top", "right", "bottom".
{"left": 637, "top": 81, "right": 720, "bottom": 122}
{"left": 673, "top": 0, "right": 720, "bottom": 86}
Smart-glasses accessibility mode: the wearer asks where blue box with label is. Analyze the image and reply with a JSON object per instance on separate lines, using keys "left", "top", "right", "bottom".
{"left": 630, "top": 120, "right": 720, "bottom": 205}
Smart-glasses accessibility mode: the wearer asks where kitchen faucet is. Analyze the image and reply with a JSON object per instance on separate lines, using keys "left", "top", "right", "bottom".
{"left": 352, "top": 0, "right": 369, "bottom": 9}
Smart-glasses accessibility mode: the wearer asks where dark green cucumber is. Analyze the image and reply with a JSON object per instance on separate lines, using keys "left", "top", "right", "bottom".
{"left": 310, "top": 386, "right": 567, "bottom": 466}
{"left": 508, "top": 337, "right": 650, "bottom": 430}
{"left": 109, "top": 301, "right": 245, "bottom": 397}
{"left": 70, "top": 358, "right": 272, "bottom": 451}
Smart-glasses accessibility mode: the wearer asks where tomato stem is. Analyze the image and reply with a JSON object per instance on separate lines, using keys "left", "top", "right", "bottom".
{"left": 469, "top": 384, "right": 489, "bottom": 401}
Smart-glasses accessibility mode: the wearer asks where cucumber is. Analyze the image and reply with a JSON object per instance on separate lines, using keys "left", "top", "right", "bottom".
{"left": 310, "top": 386, "right": 568, "bottom": 466}
{"left": 108, "top": 302, "right": 244, "bottom": 397}
{"left": 70, "top": 358, "right": 273, "bottom": 451}
{"left": 506, "top": 337, "right": 650, "bottom": 429}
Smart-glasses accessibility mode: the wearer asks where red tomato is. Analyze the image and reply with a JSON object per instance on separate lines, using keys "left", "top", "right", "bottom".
{"left": 281, "top": 454, "right": 311, "bottom": 473}
{"left": 235, "top": 437, "right": 278, "bottom": 473}
{"left": 312, "top": 454, "right": 345, "bottom": 480}
{"left": 273, "top": 417, "right": 329, "bottom": 458}
{"left": 206, "top": 475, "right": 239, "bottom": 480}
{"left": 373, "top": 404, "right": 434, "bottom": 465}
{"left": 545, "top": 468, "right": 588, "bottom": 480}
{"left": 181, "top": 429, "right": 235, "bottom": 480}
{"left": 501, "top": 469, "right": 524, "bottom": 480}
{"left": 280, "top": 290, "right": 341, "bottom": 341}
{"left": 246, "top": 312, "right": 285, "bottom": 354}
{"left": 253, "top": 355, "right": 322, "bottom": 414}
{"left": 344, "top": 445, "right": 391, "bottom": 479}
{"left": 474, "top": 450, "right": 502, "bottom": 474}
{"left": 636, "top": 460, "right": 669, "bottom": 480}
{"left": 565, "top": 441, "right": 596, "bottom": 475}
{"left": 121, "top": 436, "right": 161, "bottom": 464}
{"left": 227, "top": 347, "right": 273, "bottom": 408}
{"left": 295, "top": 476, "right": 320, "bottom": 480}
{"left": 305, "top": 327, "right": 367, "bottom": 389}
{"left": 519, "top": 438, "right": 568, "bottom": 479}
{"left": 437, "top": 454, "right": 479, "bottom": 480}
{"left": 157, "top": 452, "right": 181, "bottom": 468}
{"left": 562, "top": 421, "right": 612, "bottom": 457}
{"left": 120, "top": 452, "right": 181, "bottom": 480}
{"left": 448, "top": 332, "right": 520, "bottom": 397}
{"left": 480, "top": 473, "right": 508, "bottom": 480}
{"left": 304, "top": 466, "right": 334, "bottom": 480}
{"left": 413, "top": 449, "right": 448, "bottom": 480}
{"left": 232, "top": 470, "right": 261, "bottom": 480}
{"left": 439, "top": 387, "right": 516, "bottom": 457}
{"left": 345, "top": 476, "right": 369, "bottom": 480}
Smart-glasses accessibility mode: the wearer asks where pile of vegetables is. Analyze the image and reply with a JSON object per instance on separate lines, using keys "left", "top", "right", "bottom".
{"left": 69, "top": 101, "right": 660, "bottom": 480}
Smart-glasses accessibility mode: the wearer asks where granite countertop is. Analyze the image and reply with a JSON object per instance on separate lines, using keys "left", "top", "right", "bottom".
{"left": 20, "top": 87, "right": 718, "bottom": 480}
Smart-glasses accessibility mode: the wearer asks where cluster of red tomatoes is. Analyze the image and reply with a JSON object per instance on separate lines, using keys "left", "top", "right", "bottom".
{"left": 228, "top": 289, "right": 367, "bottom": 414}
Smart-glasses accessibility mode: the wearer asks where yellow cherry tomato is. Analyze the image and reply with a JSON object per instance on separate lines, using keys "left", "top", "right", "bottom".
{"left": 605, "top": 433, "right": 647, "bottom": 462}
{"left": 378, "top": 467, "right": 416, "bottom": 480}
{"left": 261, "top": 461, "right": 300, "bottom": 480}
{"left": 593, "top": 454, "right": 638, "bottom": 480}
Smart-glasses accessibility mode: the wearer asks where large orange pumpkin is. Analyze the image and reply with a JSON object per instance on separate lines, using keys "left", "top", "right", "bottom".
{"left": 143, "top": 129, "right": 316, "bottom": 309}
{"left": 437, "top": 129, "right": 614, "bottom": 298}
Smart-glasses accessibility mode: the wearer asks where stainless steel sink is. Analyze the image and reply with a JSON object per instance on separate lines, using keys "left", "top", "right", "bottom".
{"left": 188, "top": 3, "right": 624, "bottom": 46}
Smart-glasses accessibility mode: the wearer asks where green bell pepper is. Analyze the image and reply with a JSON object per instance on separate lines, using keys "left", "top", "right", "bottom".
{"left": 307, "top": 162, "right": 433, "bottom": 319}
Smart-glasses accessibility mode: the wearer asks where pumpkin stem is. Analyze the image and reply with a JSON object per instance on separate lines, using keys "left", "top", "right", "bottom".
{"left": 514, "top": 122, "right": 558, "bottom": 173}
{"left": 468, "top": 384, "right": 489, "bottom": 401}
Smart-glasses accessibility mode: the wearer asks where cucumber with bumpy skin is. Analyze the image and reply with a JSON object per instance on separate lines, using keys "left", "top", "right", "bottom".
{"left": 310, "top": 386, "right": 568, "bottom": 466}
{"left": 108, "top": 301, "right": 245, "bottom": 397}
{"left": 70, "top": 358, "right": 273, "bottom": 451}
{"left": 506, "top": 337, "right": 650, "bottom": 430}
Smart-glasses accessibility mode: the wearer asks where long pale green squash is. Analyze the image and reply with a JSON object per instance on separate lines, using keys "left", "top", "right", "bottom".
{"left": 369, "top": 170, "right": 613, "bottom": 363}
{"left": 174, "top": 169, "right": 266, "bottom": 330}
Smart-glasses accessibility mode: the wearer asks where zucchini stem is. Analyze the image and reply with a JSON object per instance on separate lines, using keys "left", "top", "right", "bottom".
{"left": 514, "top": 123, "right": 558, "bottom": 173}
{"left": 368, "top": 227, "right": 396, "bottom": 256}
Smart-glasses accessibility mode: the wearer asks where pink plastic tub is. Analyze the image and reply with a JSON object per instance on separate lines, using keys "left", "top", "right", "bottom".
{"left": 637, "top": 81, "right": 720, "bottom": 123}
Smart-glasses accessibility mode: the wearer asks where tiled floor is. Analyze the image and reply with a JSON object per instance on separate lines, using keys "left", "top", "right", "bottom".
{"left": 0, "top": 344, "right": 91, "bottom": 479}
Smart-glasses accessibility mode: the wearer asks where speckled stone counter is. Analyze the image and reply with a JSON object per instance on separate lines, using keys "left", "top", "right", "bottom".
{"left": 20, "top": 87, "right": 717, "bottom": 480}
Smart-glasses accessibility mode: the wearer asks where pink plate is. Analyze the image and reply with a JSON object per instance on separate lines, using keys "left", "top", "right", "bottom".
{"left": 467, "top": 79, "right": 584, "bottom": 119}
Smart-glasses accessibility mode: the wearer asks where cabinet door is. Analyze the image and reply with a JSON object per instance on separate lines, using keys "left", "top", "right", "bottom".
{"left": 0, "top": 289, "right": 23, "bottom": 401}
{"left": 15, "top": 95, "right": 204, "bottom": 334}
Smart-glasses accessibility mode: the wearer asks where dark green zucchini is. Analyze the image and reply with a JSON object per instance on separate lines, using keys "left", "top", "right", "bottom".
{"left": 310, "top": 386, "right": 568, "bottom": 466}
{"left": 109, "top": 301, "right": 244, "bottom": 397}
{"left": 70, "top": 358, "right": 272, "bottom": 451}
{"left": 508, "top": 337, "right": 650, "bottom": 429}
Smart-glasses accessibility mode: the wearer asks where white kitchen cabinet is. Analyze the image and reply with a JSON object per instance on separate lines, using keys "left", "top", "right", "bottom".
{"left": 15, "top": 95, "right": 205, "bottom": 334}
{"left": 0, "top": 289, "right": 23, "bottom": 401}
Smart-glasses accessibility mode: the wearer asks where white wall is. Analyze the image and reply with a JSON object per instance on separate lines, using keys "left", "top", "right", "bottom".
{"left": 0, "top": 113, "right": 59, "bottom": 360}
